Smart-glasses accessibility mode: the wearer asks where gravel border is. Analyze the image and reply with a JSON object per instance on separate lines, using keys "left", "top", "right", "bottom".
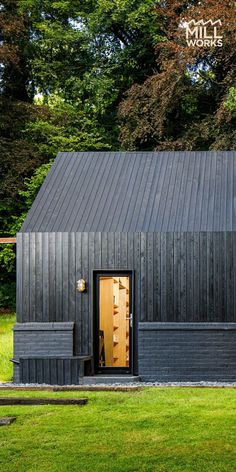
{"left": 1, "top": 381, "right": 236, "bottom": 388}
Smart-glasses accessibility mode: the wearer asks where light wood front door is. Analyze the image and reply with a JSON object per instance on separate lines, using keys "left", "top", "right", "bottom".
{"left": 95, "top": 273, "right": 132, "bottom": 373}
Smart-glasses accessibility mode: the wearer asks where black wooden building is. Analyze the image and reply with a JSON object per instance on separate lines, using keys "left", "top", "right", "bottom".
{"left": 13, "top": 151, "right": 236, "bottom": 383}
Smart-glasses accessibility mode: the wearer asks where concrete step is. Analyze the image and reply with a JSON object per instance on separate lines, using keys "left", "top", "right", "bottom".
{"left": 82, "top": 375, "right": 141, "bottom": 385}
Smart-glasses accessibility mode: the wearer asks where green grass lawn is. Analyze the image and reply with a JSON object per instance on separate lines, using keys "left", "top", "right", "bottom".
{"left": 0, "top": 314, "right": 16, "bottom": 382}
{"left": 0, "top": 388, "right": 235, "bottom": 472}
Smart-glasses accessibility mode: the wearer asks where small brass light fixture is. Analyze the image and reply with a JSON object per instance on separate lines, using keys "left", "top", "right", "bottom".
{"left": 76, "top": 279, "right": 86, "bottom": 293}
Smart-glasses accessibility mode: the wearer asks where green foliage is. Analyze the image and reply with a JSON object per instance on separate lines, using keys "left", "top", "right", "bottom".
{"left": 0, "top": 245, "right": 15, "bottom": 273}
{"left": 25, "top": 94, "right": 113, "bottom": 157}
{"left": 0, "top": 314, "right": 16, "bottom": 380}
{"left": 2, "top": 0, "right": 235, "bottom": 307}
{"left": 0, "top": 284, "right": 16, "bottom": 310}
{"left": 0, "top": 388, "right": 236, "bottom": 470}
{"left": 225, "top": 87, "right": 236, "bottom": 114}
{"left": 19, "top": 161, "right": 53, "bottom": 207}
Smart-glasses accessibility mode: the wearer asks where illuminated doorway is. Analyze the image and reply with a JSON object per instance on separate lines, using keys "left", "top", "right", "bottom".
{"left": 95, "top": 273, "right": 132, "bottom": 373}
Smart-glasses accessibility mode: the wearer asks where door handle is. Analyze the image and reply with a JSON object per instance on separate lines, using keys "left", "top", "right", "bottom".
{"left": 126, "top": 313, "right": 133, "bottom": 328}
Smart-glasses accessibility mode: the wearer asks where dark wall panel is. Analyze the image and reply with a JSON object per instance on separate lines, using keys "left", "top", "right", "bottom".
{"left": 139, "top": 322, "right": 236, "bottom": 382}
{"left": 20, "top": 357, "right": 87, "bottom": 385}
{"left": 17, "top": 232, "right": 236, "bottom": 359}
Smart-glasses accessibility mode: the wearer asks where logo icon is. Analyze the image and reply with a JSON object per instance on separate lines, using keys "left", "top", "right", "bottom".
{"left": 184, "top": 19, "right": 223, "bottom": 47}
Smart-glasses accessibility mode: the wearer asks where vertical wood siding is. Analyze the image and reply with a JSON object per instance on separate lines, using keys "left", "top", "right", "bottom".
{"left": 17, "top": 232, "right": 236, "bottom": 355}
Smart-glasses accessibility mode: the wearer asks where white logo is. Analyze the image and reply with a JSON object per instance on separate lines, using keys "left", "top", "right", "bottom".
{"left": 184, "top": 19, "right": 223, "bottom": 47}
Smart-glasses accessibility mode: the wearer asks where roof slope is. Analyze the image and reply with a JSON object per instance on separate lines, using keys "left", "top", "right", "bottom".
{"left": 20, "top": 151, "right": 236, "bottom": 232}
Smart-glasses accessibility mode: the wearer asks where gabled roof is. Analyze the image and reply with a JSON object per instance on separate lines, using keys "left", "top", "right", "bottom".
{"left": 20, "top": 151, "right": 236, "bottom": 232}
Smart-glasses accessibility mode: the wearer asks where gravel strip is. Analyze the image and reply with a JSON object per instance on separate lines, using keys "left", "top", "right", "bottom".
{"left": 1, "top": 381, "right": 236, "bottom": 388}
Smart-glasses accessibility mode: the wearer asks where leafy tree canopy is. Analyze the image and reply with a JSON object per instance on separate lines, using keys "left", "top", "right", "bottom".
{"left": 119, "top": 0, "right": 236, "bottom": 150}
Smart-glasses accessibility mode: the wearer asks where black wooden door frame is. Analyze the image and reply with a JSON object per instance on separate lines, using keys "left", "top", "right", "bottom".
{"left": 92, "top": 270, "right": 135, "bottom": 375}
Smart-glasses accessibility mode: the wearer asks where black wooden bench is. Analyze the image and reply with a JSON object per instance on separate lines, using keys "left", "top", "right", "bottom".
{"left": 17, "top": 356, "right": 93, "bottom": 385}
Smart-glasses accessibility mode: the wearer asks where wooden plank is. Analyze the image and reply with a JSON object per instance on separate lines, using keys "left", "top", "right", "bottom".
{"left": 174, "top": 151, "right": 190, "bottom": 232}
{"left": 181, "top": 154, "right": 195, "bottom": 231}
{"left": 124, "top": 156, "right": 151, "bottom": 232}
{"left": 98, "top": 154, "right": 129, "bottom": 232}
{"left": 64, "top": 359, "right": 71, "bottom": 385}
{"left": 201, "top": 152, "right": 212, "bottom": 230}
{"left": 92, "top": 154, "right": 121, "bottom": 231}
{"left": 186, "top": 233, "right": 193, "bottom": 321}
{"left": 151, "top": 155, "right": 169, "bottom": 231}
{"left": 208, "top": 153, "right": 217, "bottom": 230}
{"left": 142, "top": 154, "right": 165, "bottom": 231}
{"left": 193, "top": 233, "right": 200, "bottom": 321}
{"left": 62, "top": 232, "right": 69, "bottom": 322}
{"left": 114, "top": 232, "right": 121, "bottom": 269}
{"left": 88, "top": 232, "right": 95, "bottom": 354}
{"left": 226, "top": 232, "right": 234, "bottom": 321}
{"left": 57, "top": 358, "right": 64, "bottom": 385}
{"left": 50, "top": 358, "right": 57, "bottom": 386}
{"left": 35, "top": 233, "right": 43, "bottom": 322}
{"left": 107, "top": 156, "right": 137, "bottom": 232}
{"left": 29, "top": 233, "right": 36, "bottom": 323}
{"left": 44, "top": 358, "right": 51, "bottom": 384}
{"left": 127, "top": 232, "right": 134, "bottom": 271}
{"left": 188, "top": 154, "right": 199, "bottom": 230}
{"left": 0, "top": 417, "right": 16, "bottom": 425}
{"left": 101, "top": 232, "right": 108, "bottom": 267}
{"left": 162, "top": 153, "right": 179, "bottom": 231}
{"left": 180, "top": 233, "right": 187, "bottom": 322}
{"left": 55, "top": 232, "right": 63, "bottom": 322}
{"left": 81, "top": 232, "right": 89, "bottom": 355}
{"left": 140, "top": 232, "right": 146, "bottom": 322}
{"left": 153, "top": 233, "right": 161, "bottom": 322}
{"left": 110, "top": 153, "right": 137, "bottom": 232}
{"left": 68, "top": 232, "right": 76, "bottom": 324}
{"left": 94, "top": 232, "right": 102, "bottom": 269}
{"left": 64, "top": 153, "right": 94, "bottom": 232}
{"left": 22, "top": 233, "right": 30, "bottom": 323}
{"left": 218, "top": 232, "right": 225, "bottom": 321}
{"left": 78, "top": 153, "right": 109, "bottom": 230}
{"left": 133, "top": 154, "right": 154, "bottom": 231}
{"left": 173, "top": 232, "right": 180, "bottom": 322}
{"left": 199, "top": 233, "right": 207, "bottom": 321}
{"left": 213, "top": 232, "right": 220, "bottom": 322}
{"left": 42, "top": 233, "right": 49, "bottom": 322}
{"left": 233, "top": 233, "right": 236, "bottom": 322}
{"left": 226, "top": 153, "right": 234, "bottom": 230}
{"left": 171, "top": 152, "right": 185, "bottom": 231}
{"left": 107, "top": 232, "right": 115, "bottom": 269}
{"left": 49, "top": 232, "right": 56, "bottom": 322}
{"left": 206, "top": 232, "right": 214, "bottom": 322}
{"left": 29, "top": 358, "right": 36, "bottom": 383}
{"left": 120, "top": 233, "right": 128, "bottom": 269}
{"left": 156, "top": 152, "right": 174, "bottom": 230}
{"left": 147, "top": 233, "right": 154, "bottom": 322}
{"left": 213, "top": 153, "right": 222, "bottom": 230}
{"left": 134, "top": 233, "right": 141, "bottom": 325}
{"left": 160, "top": 233, "right": 167, "bottom": 321}
{"left": 166, "top": 233, "right": 174, "bottom": 322}
{"left": 37, "top": 358, "right": 43, "bottom": 384}
{"left": 75, "top": 232, "right": 82, "bottom": 355}
{"left": 16, "top": 233, "right": 23, "bottom": 322}
{"left": 0, "top": 237, "right": 16, "bottom": 243}
{"left": 0, "top": 398, "right": 88, "bottom": 405}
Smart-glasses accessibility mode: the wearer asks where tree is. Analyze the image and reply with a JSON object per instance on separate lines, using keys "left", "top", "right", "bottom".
{"left": 119, "top": 0, "right": 236, "bottom": 150}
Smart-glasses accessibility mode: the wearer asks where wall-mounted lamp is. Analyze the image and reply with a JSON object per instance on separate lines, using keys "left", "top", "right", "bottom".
{"left": 76, "top": 279, "right": 86, "bottom": 293}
